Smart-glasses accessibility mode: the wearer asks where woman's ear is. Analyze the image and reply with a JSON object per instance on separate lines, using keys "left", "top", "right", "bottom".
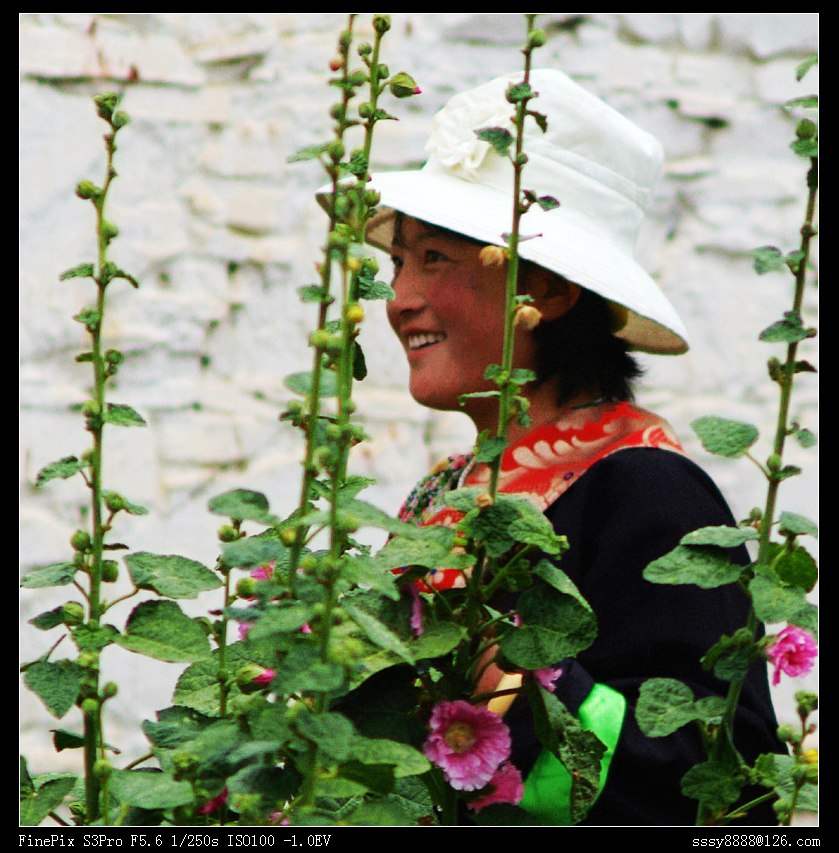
{"left": 525, "top": 266, "right": 581, "bottom": 322}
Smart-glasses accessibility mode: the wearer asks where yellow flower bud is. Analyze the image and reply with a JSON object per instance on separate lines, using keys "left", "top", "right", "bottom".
{"left": 802, "top": 748, "right": 818, "bottom": 766}
{"left": 475, "top": 492, "right": 495, "bottom": 509}
{"left": 345, "top": 304, "right": 365, "bottom": 325}
{"left": 479, "top": 245, "right": 508, "bottom": 268}
{"left": 514, "top": 305, "right": 543, "bottom": 331}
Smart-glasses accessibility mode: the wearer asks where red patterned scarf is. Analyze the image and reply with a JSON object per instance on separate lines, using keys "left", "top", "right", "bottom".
{"left": 397, "top": 401, "right": 684, "bottom": 590}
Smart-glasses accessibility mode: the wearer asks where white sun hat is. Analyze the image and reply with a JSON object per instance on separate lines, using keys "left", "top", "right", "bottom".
{"left": 357, "top": 69, "right": 688, "bottom": 355}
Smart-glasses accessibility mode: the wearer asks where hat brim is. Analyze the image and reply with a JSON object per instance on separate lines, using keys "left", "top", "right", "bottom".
{"left": 358, "top": 167, "right": 689, "bottom": 355}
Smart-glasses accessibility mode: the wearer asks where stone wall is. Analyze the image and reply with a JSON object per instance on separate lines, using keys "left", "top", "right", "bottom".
{"left": 20, "top": 12, "right": 818, "bottom": 784}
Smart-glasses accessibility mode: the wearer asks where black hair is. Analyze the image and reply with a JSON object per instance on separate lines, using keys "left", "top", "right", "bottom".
{"left": 531, "top": 284, "right": 643, "bottom": 405}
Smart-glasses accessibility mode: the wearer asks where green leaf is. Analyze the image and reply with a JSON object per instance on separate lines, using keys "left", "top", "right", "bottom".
{"left": 59, "top": 262, "right": 95, "bottom": 281}
{"left": 52, "top": 730, "right": 85, "bottom": 751}
{"left": 527, "top": 684, "right": 605, "bottom": 823}
{"left": 19, "top": 773, "right": 77, "bottom": 826}
{"left": 759, "top": 312, "right": 813, "bottom": 344}
{"left": 533, "top": 561, "right": 592, "bottom": 610}
{"left": 295, "top": 711, "right": 356, "bottom": 762}
{"left": 791, "top": 137, "right": 818, "bottom": 158}
{"left": 772, "top": 544, "right": 818, "bottom": 593}
{"left": 288, "top": 142, "right": 328, "bottom": 163}
{"left": 474, "top": 432, "right": 508, "bottom": 464}
{"left": 298, "top": 284, "right": 329, "bottom": 303}
{"left": 692, "top": 416, "right": 759, "bottom": 458}
{"left": 29, "top": 607, "right": 67, "bottom": 631}
{"left": 779, "top": 512, "right": 818, "bottom": 539}
{"left": 115, "top": 600, "right": 212, "bottom": 663}
{"left": 793, "top": 427, "right": 817, "bottom": 449}
{"left": 142, "top": 705, "right": 216, "bottom": 750}
{"left": 343, "top": 601, "right": 415, "bottom": 666}
{"left": 681, "top": 761, "right": 744, "bottom": 810}
{"left": 35, "top": 455, "right": 87, "bottom": 486}
{"left": 347, "top": 778, "right": 436, "bottom": 825}
{"left": 377, "top": 526, "right": 475, "bottom": 571}
{"left": 795, "top": 54, "right": 818, "bottom": 81}
{"left": 208, "top": 488, "right": 275, "bottom": 524}
{"left": 110, "top": 769, "right": 194, "bottom": 810}
{"left": 24, "top": 660, "right": 82, "bottom": 719}
{"left": 644, "top": 545, "right": 744, "bottom": 589}
{"left": 350, "top": 737, "right": 430, "bottom": 778}
{"left": 694, "top": 695, "right": 726, "bottom": 723}
{"left": 636, "top": 678, "right": 699, "bottom": 737}
{"left": 72, "top": 622, "right": 118, "bottom": 653}
{"left": 353, "top": 340, "right": 368, "bottom": 382}
{"left": 244, "top": 601, "right": 314, "bottom": 641}
{"left": 475, "top": 126, "right": 514, "bottom": 156}
{"left": 221, "top": 536, "right": 287, "bottom": 569}
{"left": 125, "top": 552, "right": 221, "bottom": 599}
{"left": 700, "top": 630, "right": 758, "bottom": 682}
{"left": 752, "top": 246, "right": 786, "bottom": 275}
{"left": 338, "top": 554, "right": 401, "bottom": 601}
{"left": 285, "top": 370, "right": 338, "bottom": 398}
{"left": 500, "top": 585, "right": 597, "bottom": 669}
{"left": 749, "top": 569, "right": 812, "bottom": 625}
{"left": 20, "top": 562, "right": 78, "bottom": 588}
{"left": 357, "top": 276, "right": 395, "bottom": 301}
{"left": 103, "top": 403, "right": 147, "bottom": 427}
{"left": 680, "top": 525, "right": 759, "bottom": 548}
{"left": 227, "top": 765, "right": 301, "bottom": 812}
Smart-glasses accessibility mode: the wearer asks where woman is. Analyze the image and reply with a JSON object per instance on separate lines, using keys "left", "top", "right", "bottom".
{"left": 362, "top": 70, "right": 781, "bottom": 825}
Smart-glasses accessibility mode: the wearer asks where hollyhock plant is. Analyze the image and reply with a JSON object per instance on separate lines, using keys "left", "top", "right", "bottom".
{"left": 467, "top": 761, "right": 524, "bottom": 812}
{"left": 766, "top": 625, "right": 818, "bottom": 686}
{"left": 423, "top": 699, "right": 511, "bottom": 790}
{"left": 198, "top": 787, "right": 228, "bottom": 816}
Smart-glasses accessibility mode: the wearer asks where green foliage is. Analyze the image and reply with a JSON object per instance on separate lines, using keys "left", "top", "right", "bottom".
{"left": 115, "top": 601, "right": 213, "bottom": 663}
{"left": 125, "top": 553, "right": 222, "bottom": 598}
{"left": 24, "top": 660, "right": 82, "bottom": 719}
{"left": 643, "top": 544, "right": 744, "bottom": 589}
{"left": 691, "top": 416, "right": 759, "bottom": 458}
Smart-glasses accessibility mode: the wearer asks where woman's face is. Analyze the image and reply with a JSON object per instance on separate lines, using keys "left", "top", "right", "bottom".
{"left": 386, "top": 216, "right": 539, "bottom": 426}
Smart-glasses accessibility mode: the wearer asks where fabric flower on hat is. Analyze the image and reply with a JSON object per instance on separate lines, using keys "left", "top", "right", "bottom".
{"left": 766, "top": 625, "right": 817, "bottom": 686}
{"left": 467, "top": 761, "right": 524, "bottom": 812}
{"left": 425, "top": 91, "right": 512, "bottom": 181}
{"left": 423, "top": 699, "right": 511, "bottom": 790}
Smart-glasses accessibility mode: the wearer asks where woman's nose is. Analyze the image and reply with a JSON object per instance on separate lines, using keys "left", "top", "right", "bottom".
{"left": 387, "top": 264, "right": 427, "bottom": 321}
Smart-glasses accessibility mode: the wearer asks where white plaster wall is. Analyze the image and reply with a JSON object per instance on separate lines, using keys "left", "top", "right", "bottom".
{"left": 20, "top": 12, "right": 818, "bottom": 788}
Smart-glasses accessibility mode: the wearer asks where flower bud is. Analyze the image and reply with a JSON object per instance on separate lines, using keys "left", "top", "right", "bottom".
{"left": 802, "top": 747, "right": 818, "bottom": 766}
{"left": 514, "top": 305, "right": 543, "bottom": 331}
{"left": 357, "top": 43, "right": 372, "bottom": 57}
{"left": 102, "top": 681, "right": 118, "bottom": 699}
{"left": 218, "top": 524, "right": 240, "bottom": 543}
{"left": 372, "top": 14, "right": 392, "bottom": 33}
{"left": 279, "top": 528, "right": 298, "bottom": 546}
{"left": 71, "top": 529, "right": 92, "bottom": 552}
{"left": 389, "top": 72, "right": 421, "bottom": 99}
{"left": 328, "top": 56, "right": 343, "bottom": 72}
{"left": 767, "top": 453, "right": 782, "bottom": 471}
{"left": 527, "top": 28, "right": 547, "bottom": 48}
{"left": 104, "top": 491, "right": 126, "bottom": 513}
{"left": 101, "top": 560, "right": 119, "bottom": 583}
{"left": 75, "top": 180, "right": 101, "bottom": 201}
{"left": 235, "top": 577, "right": 257, "bottom": 598}
{"left": 61, "top": 601, "right": 85, "bottom": 627}
{"left": 476, "top": 492, "right": 495, "bottom": 509}
{"left": 345, "top": 304, "right": 365, "bottom": 325}
{"left": 93, "top": 759, "right": 112, "bottom": 780}
{"left": 479, "top": 245, "right": 508, "bottom": 267}
{"left": 81, "top": 698, "right": 99, "bottom": 716}
{"left": 796, "top": 118, "right": 817, "bottom": 140}
{"left": 82, "top": 400, "right": 101, "bottom": 418}
{"left": 111, "top": 111, "right": 130, "bottom": 130}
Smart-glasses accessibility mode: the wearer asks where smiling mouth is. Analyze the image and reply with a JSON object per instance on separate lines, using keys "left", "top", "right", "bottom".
{"left": 407, "top": 332, "right": 446, "bottom": 351}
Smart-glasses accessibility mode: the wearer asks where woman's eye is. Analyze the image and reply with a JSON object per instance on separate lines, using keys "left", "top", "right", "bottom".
{"left": 390, "top": 254, "right": 403, "bottom": 273}
{"left": 425, "top": 249, "right": 446, "bottom": 264}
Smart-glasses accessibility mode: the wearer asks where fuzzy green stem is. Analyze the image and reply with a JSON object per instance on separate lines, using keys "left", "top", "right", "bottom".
{"left": 697, "top": 156, "right": 818, "bottom": 827}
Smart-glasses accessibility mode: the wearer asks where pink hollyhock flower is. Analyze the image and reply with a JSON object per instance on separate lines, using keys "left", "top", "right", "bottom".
{"left": 407, "top": 585, "right": 424, "bottom": 638}
{"left": 251, "top": 667, "right": 276, "bottom": 686}
{"left": 423, "top": 699, "right": 511, "bottom": 790}
{"left": 238, "top": 620, "right": 253, "bottom": 641}
{"left": 467, "top": 761, "right": 524, "bottom": 812}
{"left": 533, "top": 665, "right": 564, "bottom": 692}
{"left": 250, "top": 561, "right": 275, "bottom": 582}
{"left": 766, "top": 626, "right": 818, "bottom": 686}
{"left": 198, "top": 787, "right": 228, "bottom": 815}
